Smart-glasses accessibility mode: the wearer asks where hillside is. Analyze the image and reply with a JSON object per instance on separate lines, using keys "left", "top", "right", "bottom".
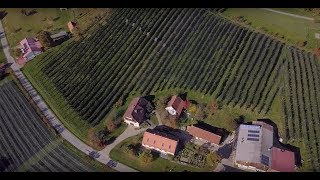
{"left": 23, "top": 8, "right": 320, "bottom": 171}
{"left": 0, "top": 79, "right": 113, "bottom": 172}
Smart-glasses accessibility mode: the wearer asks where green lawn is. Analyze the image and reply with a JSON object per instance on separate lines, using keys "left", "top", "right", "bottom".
{"left": 0, "top": 8, "right": 111, "bottom": 47}
{"left": 110, "top": 134, "right": 205, "bottom": 172}
{"left": 222, "top": 8, "right": 320, "bottom": 50}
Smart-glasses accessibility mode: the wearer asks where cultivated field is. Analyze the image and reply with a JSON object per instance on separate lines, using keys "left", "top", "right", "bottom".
{"left": 0, "top": 80, "right": 111, "bottom": 172}
{"left": 24, "top": 8, "right": 320, "bottom": 171}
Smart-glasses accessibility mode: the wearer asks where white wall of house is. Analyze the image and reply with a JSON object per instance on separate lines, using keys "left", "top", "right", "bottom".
{"left": 142, "top": 143, "right": 174, "bottom": 156}
{"left": 165, "top": 106, "right": 176, "bottom": 115}
{"left": 124, "top": 118, "right": 140, "bottom": 127}
{"left": 235, "top": 162, "right": 265, "bottom": 172}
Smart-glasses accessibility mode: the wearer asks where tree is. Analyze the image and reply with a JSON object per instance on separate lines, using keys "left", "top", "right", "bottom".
{"left": 38, "top": 30, "right": 54, "bottom": 48}
{"left": 139, "top": 150, "right": 153, "bottom": 164}
{"left": 194, "top": 104, "right": 207, "bottom": 120}
{"left": 206, "top": 152, "right": 221, "bottom": 167}
{"left": 208, "top": 100, "right": 222, "bottom": 115}
{"left": 12, "top": 48, "right": 22, "bottom": 58}
{"left": 106, "top": 120, "right": 117, "bottom": 132}
{"left": 73, "top": 27, "right": 84, "bottom": 41}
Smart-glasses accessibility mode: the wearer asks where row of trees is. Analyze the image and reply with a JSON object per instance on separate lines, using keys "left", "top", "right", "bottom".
{"left": 282, "top": 47, "right": 320, "bottom": 171}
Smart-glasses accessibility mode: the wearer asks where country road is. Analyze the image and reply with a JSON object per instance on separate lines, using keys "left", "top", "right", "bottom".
{"left": 261, "top": 8, "right": 314, "bottom": 21}
{"left": 0, "top": 19, "right": 142, "bottom": 172}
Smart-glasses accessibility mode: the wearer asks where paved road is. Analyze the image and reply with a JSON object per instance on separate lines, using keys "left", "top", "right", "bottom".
{"left": 261, "top": 8, "right": 314, "bottom": 21}
{"left": 100, "top": 125, "right": 149, "bottom": 156}
{"left": 0, "top": 19, "right": 141, "bottom": 172}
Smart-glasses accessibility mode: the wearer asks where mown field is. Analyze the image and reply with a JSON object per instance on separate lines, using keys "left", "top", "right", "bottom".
{"left": 0, "top": 79, "right": 113, "bottom": 172}
{"left": 222, "top": 8, "right": 320, "bottom": 50}
{"left": 24, "top": 8, "right": 320, "bottom": 171}
{"left": 0, "top": 8, "right": 111, "bottom": 47}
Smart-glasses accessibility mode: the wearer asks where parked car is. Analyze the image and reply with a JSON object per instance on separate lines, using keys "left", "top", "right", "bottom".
{"left": 107, "top": 160, "right": 117, "bottom": 168}
{"left": 89, "top": 151, "right": 100, "bottom": 158}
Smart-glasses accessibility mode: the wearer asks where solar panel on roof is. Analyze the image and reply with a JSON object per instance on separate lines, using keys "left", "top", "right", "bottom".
{"left": 248, "top": 134, "right": 259, "bottom": 137}
{"left": 247, "top": 138, "right": 259, "bottom": 141}
{"left": 261, "top": 154, "right": 269, "bottom": 166}
{"left": 248, "top": 130, "right": 260, "bottom": 133}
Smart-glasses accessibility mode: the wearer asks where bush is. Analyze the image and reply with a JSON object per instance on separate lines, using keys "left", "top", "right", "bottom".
{"left": 139, "top": 150, "right": 153, "bottom": 164}
{"left": 38, "top": 30, "right": 54, "bottom": 48}
{"left": 206, "top": 152, "right": 221, "bottom": 167}
{"left": 106, "top": 120, "right": 117, "bottom": 132}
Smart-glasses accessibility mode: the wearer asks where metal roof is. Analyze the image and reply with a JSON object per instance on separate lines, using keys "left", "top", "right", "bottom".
{"left": 235, "top": 122, "right": 274, "bottom": 167}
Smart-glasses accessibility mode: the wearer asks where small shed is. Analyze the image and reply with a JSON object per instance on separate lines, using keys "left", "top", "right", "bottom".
{"left": 50, "top": 31, "right": 68, "bottom": 42}
{"left": 315, "top": 33, "right": 320, "bottom": 39}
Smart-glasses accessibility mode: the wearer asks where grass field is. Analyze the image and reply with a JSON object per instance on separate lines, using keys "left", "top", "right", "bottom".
{"left": 110, "top": 134, "right": 205, "bottom": 172}
{"left": 0, "top": 8, "right": 111, "bottom": 47}
{"left": 222, "top": 8, "right": 320, "bottom": 50}
{"left": 273, "top": 8, "right": 320, "bottom": 19}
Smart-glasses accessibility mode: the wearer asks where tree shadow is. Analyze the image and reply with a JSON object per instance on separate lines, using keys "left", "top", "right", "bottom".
{"left": 105, "top": 136, "right": 116, "bottom": 145}
{"left": 178, "top": 92, "right": 188, "bottom": 101}
{"left": 143, "top": 94, "right": 156, "bottom": 107}
{"left": 0, "top": 10, "right": 7, "bottom": 20}
{"left": 53, "top": 17, "right": 60, "bottom": 21}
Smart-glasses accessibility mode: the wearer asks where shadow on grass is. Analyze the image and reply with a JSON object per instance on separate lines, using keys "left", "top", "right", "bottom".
{"left": 0, "top": 11, "right": 7, "bottom": 20}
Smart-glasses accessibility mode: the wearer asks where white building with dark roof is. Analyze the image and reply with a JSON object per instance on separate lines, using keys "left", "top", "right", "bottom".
{"left": 234, "top": 121, "right": 274, "bottom": 171}
{"left": 234, "top": 121, "right": 297, "bottom": 172}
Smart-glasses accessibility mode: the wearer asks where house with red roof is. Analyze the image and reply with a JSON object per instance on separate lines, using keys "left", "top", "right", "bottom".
{"left": 19, "top": 37, "right": 43, "bottom": 61}
{"left": 123, "top": 97, "right": 150, "bottom": 127}
{"left": 68, "top": 21, "right": 78, "bottom": 33}
{"left": 187, "top": 123, "right": 222, "bottom": 145}
{"left": 269, "top": 147, "right": 296, "bottom": 172}
{"left": 142, "top": 128, "right": 179, "bottom": 155}
{"left": 165, "top": 95, "right": 188, "bottom": 118}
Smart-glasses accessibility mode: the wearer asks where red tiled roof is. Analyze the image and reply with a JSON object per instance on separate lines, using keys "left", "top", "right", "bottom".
{"left": 68, "top": 21, "right": 77, "bottom": 32}
{"left": 167, "top": 95, "right": 186, "bottom": 116}
{"left": 187, "top": 125, "right": 222, "bottom": 145}
{"left": 271, "top": 147, "right": 296, "bottom": 172}
{"left": 142, "top": 129, "right": 179, "bottom": 155}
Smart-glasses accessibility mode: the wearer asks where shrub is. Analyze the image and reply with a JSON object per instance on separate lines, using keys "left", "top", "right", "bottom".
{"left": 139, "top": 150, "right": 154, "bottom": 164}
{"left": 106, "top": 120, "right": 117, "bottom": 132}
{"left": 206, "top": 152, "right": 221, "bottom": 167}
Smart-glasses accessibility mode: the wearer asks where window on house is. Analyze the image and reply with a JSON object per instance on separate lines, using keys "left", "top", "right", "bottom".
{"left": 162, "top": 143, "right": 164, "bottom": 147}
{"left": 169, "top": 145, "right": 171, "bottom": 149}
{"left": 154, "top": 140, "right": 156, "bottom": 144}
{"left": 147, "top": 138, "right": 149, "bottom": 142}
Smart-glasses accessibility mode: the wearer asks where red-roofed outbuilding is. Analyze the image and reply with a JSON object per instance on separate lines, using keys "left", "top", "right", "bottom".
{"left": 165, "top": 95, "right": 187, "bottom": 117}
{"left": 270, "top": 147, "right": 296, "bottom": 172}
